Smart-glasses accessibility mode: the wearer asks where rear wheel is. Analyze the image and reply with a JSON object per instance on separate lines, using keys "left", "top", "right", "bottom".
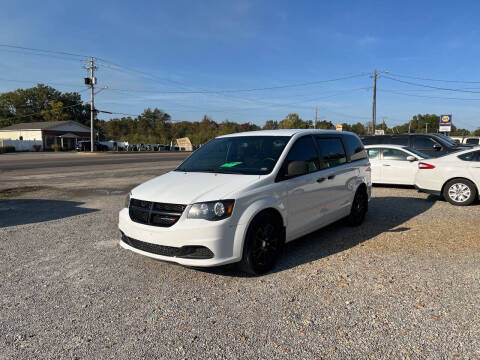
{"left": 239, "top": 212, "right": 284, "bottom": 275}
{"left": 347, "top": 187, "right": 368, "bottom": 226}
{"left": 443, "top": 179, "right": 477, "bottom": 206}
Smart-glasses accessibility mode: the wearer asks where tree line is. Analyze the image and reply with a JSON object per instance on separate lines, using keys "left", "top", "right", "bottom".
{"left": 1, "top": 84, "right": 478, "bottom": 144}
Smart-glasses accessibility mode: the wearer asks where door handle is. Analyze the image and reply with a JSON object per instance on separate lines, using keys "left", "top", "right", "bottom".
{"left": 382, "top": 164, "right": 391, "bottom": 167}
{"left": 327, "top": 174, "right": 335, "bottom": 180}
{"left": 317, "top": 177, "right": 326, "bottom": 183}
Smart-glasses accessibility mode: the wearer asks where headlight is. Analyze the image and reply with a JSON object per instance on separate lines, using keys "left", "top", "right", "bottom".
{"left": 187, "top": 200, "right": 235, "bottom": 221}
{"left": 124, "top": 192, "right": 131, "bottom": 208}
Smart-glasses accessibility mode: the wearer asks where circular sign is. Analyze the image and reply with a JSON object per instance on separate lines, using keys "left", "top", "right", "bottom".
{"left": 441, "top": 115, "right": 451, "bottom": 123}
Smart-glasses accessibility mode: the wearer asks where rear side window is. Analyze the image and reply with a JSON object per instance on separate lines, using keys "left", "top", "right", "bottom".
{"left": 366, "top": 148, "right": 380, "bottom": 159}
{"left": 315, "top": 137, "right": 347, "bottom": 168}
{"left": 458, "top": 151, "right": 480, "bottom": 161}
{"left": 390, "top": 136, "right": 409, "bottom": 146}
{"left": 466, "top": 138, "right": 479, "bottom": 145}
{"left": 342, "top": 134, "right": 367, "bottom": 161}
{"left": 414, "top": 136, "right": 438, "bottom": 149}
{"left": 382, "top": 148, "right": 409, "bottom": 161}
{"left": 285, "top": 136, "right": 320, "bottom": 173}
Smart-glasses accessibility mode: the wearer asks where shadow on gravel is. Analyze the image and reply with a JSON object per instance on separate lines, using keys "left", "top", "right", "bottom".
{"left": 200, "top": 196, "right": 436, "bottom": 277}
{"left": 0, "top": 199, "right": 98, "bottom": 227}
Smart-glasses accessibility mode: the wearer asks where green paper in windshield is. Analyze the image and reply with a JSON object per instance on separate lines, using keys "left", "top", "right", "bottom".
{"left": 220, "top": 162, "right": 243, "bottom": 168}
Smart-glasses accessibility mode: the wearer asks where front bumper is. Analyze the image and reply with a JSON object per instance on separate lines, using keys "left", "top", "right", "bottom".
{"left": 118, "top": 208, "right": 241, "bottom": 267}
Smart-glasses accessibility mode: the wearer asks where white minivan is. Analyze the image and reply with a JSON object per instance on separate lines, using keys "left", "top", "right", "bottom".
{"left": 119, "top": 129, "right": 371, "bottom": 274}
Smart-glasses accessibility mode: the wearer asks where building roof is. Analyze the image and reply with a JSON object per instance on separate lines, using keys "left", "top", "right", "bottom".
{"left": 0, "top": 120, "right": 89, "bottom": 131}
{"left": 218, "top": 129, "right": 349, "bottom": 138}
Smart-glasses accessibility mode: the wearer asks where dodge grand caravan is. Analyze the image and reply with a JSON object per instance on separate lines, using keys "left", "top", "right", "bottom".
{"left": 119, "top": 129, "right": 371, "bottom": 274}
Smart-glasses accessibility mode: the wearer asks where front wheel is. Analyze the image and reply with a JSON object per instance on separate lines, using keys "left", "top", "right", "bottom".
{"left": 347, "top": 187, "right": 368, "bottom": 226}
{"left": 239, "top": 213, "right": 284, "bottom": 275}
{"left": 443, "top": 179, "right": 477, "bottom": 206}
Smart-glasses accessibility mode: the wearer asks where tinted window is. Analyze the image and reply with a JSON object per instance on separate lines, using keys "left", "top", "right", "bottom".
{"left": 390, "top": 136, "right": 409, "bottom": 146}
{"left": 367, "top": 148, "right": 380, "bottom": 159}
{"left": 176, "top": 136, "right": 290, "bottom": 175}
{"left": 414, "top": 136, "right": 438, "bottom": 149}
{"left": 285, "top": 136, "right": 320, "bottom": 174}
{"left": 466, "top": 138, "right": 480, "bottom": 145}
{"left": 382, "top": 148, "right": 409, "bottom": 161}
{"left": 342, "top": 134, "right": 367, "bottom": 161}
{"left": 458, "top": 151, "right": 480, "bottom": 162}
{"left": 315, "top": 137, "right": 347, "bottom": 168}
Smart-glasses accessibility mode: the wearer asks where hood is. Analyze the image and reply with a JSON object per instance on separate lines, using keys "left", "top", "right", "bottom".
{"left": 131, "top": 171, "right": 260, "bottom": 204}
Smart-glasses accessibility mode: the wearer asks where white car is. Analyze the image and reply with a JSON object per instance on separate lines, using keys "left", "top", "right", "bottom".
{"left": 365, "top": 144, "right": 429, "bottom": 185}
{"left": 119, "top": 129, "right": 371, "bottom": 274}
{"left": 415, "top": 147, "right": 480, "bottom": 206}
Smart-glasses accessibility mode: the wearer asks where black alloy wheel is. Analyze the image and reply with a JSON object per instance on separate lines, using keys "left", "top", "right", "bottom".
{"left": 239, "top": 213, "right": 284, "bottom": 275}
{"left": 347, "top": 187, "right": 368, "bottom": 226}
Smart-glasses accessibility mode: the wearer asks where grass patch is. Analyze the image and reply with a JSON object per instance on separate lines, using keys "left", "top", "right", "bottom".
{"left": 0, "top": 186, "right": 49, "bottom": 199}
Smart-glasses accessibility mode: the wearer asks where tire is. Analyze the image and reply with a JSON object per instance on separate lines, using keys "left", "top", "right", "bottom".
{"left": 443, "top": 179, "right": 477, "bottom": 206}
{"left": 347, "top": 186, "right": 368, "bottom": 226}
{"left": 238, "top": 212, "right": 284, "bottom": 275}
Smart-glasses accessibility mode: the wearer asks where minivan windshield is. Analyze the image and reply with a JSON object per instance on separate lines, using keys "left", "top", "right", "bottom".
{"left": 435, "top": 134, "right": 458, "bottom": 147}
{"left": 176, "top": 136, "right": 291, "bottom": 175}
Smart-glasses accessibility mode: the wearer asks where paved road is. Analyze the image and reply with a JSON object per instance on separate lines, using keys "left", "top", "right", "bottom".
{"left": 0, "top": 152, "right": 189, "bottom": 171}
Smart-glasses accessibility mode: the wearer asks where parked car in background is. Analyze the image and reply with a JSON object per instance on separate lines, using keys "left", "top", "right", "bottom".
{"left": 365, "top": 145, "right": 428, "bottom": 185}
{"left": 465, "top": 137, "right": 480, "bottom": 146}
{"left": 415, "top": 147, "right": 480, "bottom": 205}
{"left": 119, "top": 129, "right": 371, "bottom": 274}
{"left": 361, "top": 133, "right": 470, "bottom": 157}
{"left": 76, "top": 141, "right": 109, "bottom": 151}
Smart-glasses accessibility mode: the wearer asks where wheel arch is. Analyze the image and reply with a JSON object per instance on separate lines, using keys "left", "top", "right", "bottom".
{"left": 232, "top": 199, "right": 286, "bottom": 260}
{"left": 441, "top": 177, "right": 479, "bottom": 199}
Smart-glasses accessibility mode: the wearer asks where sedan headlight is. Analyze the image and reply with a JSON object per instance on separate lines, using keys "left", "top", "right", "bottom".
{"left": 124, "top": 192, "right": 131, "bottom": 208}
{"left": 187, "top": 200, "right": 235, "bottom": 221}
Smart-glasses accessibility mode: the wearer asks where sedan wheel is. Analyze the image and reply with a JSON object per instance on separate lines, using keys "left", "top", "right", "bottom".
{"left": 443, "top": 179, "right": 477, "bottom": 206}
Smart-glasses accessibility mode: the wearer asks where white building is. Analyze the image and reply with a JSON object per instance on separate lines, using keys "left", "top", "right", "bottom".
{"left": 0, "top": 121, "right": 90, "bottom": 150}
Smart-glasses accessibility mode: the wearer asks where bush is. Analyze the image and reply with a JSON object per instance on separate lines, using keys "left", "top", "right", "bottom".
{"left": 51, "top": 144, "right": 65, "bottom": 152}
{"left": 0, "top": 146, "right": 15, "bottom": 154}
{"left": 33, "top": 145, "right": 42, "bottom": 152}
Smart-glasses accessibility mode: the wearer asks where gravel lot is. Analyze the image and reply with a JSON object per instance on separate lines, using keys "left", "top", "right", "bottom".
{"left": 0, "top": 153, "right": 479, "bottom": 359}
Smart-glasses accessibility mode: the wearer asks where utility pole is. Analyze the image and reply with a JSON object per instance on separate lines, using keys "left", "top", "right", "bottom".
{"left": 84, "top": 58, "right": 97, "bottom": 152}
{"left": 314, "top": 107, "right": 318, "bottom": 129}
{"left": 425, "top": 123, "right": 428, "bottom": 133}
{"left": 372, "top": 69, "right": 377, "bottom": 135}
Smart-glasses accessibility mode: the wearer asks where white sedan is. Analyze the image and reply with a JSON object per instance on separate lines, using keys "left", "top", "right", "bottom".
{"left": 415, "top": 147, "right": 480, "bottom": 206}
{"left": 365, "top": 145, "right": 428, "bottom": 185}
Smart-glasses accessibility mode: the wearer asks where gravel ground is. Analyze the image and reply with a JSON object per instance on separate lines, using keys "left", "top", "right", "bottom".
{"left": 0, "top": 153, "right": 479, "bottom": 359}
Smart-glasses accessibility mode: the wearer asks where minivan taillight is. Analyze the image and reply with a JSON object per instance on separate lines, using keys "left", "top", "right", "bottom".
{"left": 418, "top": 162, "right": 435, "bottom": 169}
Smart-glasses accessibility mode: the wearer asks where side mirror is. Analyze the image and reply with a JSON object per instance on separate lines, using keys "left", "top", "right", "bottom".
{"left": 287, "top": 161, "right": 309, "bottom": 177}
{"left": 406, "top": 155, "right": 417, "bottom": 162}
{"left": 433, "top": 144, "right": 442, "bottom": 151}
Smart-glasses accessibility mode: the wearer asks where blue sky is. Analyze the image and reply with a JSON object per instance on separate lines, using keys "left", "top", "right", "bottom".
{"left": 1, "top": 0, "right": 479, "bottom": 129}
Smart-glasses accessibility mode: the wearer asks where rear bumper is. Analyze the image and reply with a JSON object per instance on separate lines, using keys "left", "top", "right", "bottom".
{"left": 415, "top": 185, "right": 441, "bottom": 196}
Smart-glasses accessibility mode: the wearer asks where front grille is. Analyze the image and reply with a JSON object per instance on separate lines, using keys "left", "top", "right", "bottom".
{"left": 122, "top": 233, "right": 180, "bottom": 257}
{"left": 121, "top": 233, "right": 214, "bottom": 259}
{"left": 129, "top": 198, "right": 186, "bottom": 227}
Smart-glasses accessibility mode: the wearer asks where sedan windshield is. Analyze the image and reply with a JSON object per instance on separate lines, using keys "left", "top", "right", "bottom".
{"left": 176, "top": 136, "right": 291, "bottom": 175}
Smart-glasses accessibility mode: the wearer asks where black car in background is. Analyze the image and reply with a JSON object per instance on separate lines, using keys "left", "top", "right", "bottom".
{"left": 360, "top": 133, "right": 471, "bottom": 157}
{"left": 76, "top": 141, "right": 109, "bottom": 151}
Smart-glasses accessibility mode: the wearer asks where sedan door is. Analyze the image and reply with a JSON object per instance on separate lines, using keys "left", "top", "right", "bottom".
{"left": 380, "top": 148, "right": 419, "bottom": 185}
{"left": 468, "top": 151, "right": 480, "bottom": 188}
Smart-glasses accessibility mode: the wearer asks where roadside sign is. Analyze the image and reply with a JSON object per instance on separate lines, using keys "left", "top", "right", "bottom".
{"left": 375, "top": 129, "right": 385, "bottom": 135}
{"left": 439, "top": 114, "right": 452, "bottom": 132}
{"left": 335, "top": 124, "right": 343, "bottom": 131}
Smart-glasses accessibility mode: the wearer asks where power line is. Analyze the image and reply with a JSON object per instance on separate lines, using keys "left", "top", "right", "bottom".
{"left": 388, "top": 72, "right": 480, "bottom": 84}
{"left": 382, "top": 75, "right": 480, "bottom": 94}
{"left": 3, "top": 102, "right": 87, "bottom": 121}
{"left": 0, "top": 44, "right": 89, "bottom": 60}
{"left": 380, "top": 88, "right": 480, "bottom": 101}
